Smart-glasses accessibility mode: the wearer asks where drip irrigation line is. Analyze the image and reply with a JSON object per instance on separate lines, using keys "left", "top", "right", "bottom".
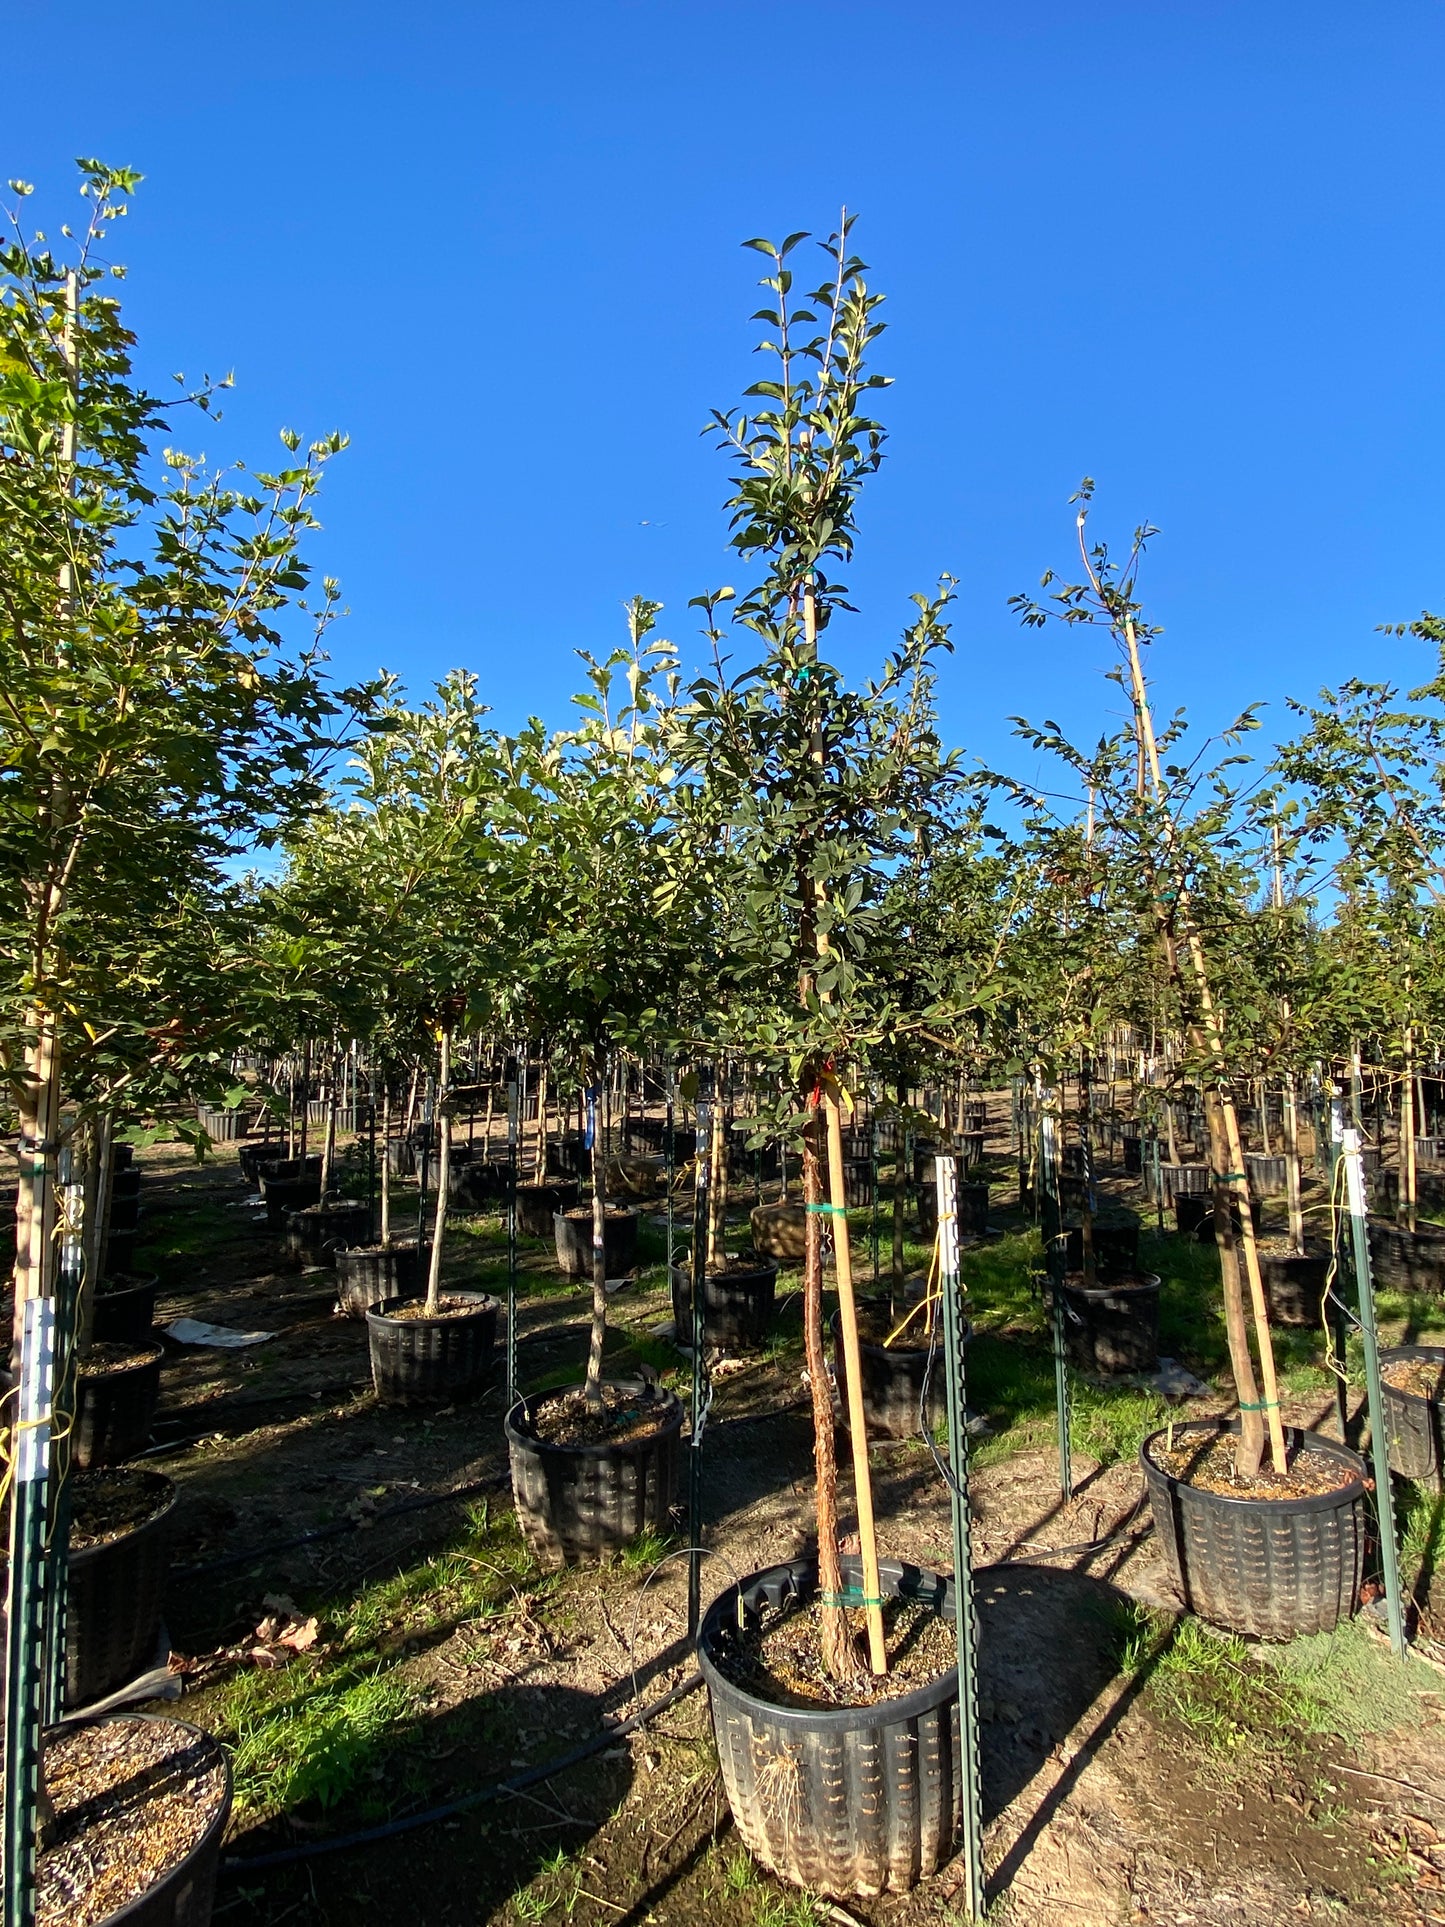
{"left": 220, "top": 1670, "right": 704, "bottom": 1873}
{"left": 173, "top": 1475, "right": 504, "bottom": 1581}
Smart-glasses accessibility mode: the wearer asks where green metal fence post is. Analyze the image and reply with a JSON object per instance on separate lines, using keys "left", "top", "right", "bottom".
{"left": 936, "top": 1154, "right": 985, "bottom": 1920}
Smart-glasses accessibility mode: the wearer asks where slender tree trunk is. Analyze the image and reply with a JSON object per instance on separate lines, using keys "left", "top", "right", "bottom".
{"left": 1400, "top": 1028, "right": 1418, "bottom": 1233}
{"left": 535, "top": 1054, "right": 549, "bottom": 1181}
{"left": 706, "top": 1080, "right": 728, "bottom": 1271}
{"left": 380, "top": 1078, "right": 392, "bottom": 1247}
{"left": 585, "top": 1064, "right": 608, "bottom": 1410}
{"left": 424, "top": 1031, "right": 452, "bottom": 1314}
{"left": 1285, "top": 1074, "right": 1305, "bottom": 1256}
{"left": 892, "top": 1080, "right": 907, "bottom": 1289}
{"left": 320, "top": 1057, "right": 338, "bottom": 1200}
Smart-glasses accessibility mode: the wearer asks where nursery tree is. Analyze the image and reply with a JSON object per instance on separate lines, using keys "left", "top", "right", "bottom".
{"left": 668, "top": 221, "right": 964, "bottom": 1676}
{"left": 1011, "top": 487, "right": 1287, "bottom": 1477}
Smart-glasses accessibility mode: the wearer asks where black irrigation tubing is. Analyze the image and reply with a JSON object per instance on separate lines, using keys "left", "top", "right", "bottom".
{"left": 220, "top": 1671, "right": 705, "bottom": 1873}
{"left": 173, "top": 1475, "right": 505, "bottom": 1582}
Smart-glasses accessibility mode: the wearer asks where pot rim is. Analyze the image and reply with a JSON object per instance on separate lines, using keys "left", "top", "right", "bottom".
{"left": 79, "top": 1342, "right": 164, "bottom": 1375}
{"left": 505, "top": 1378, "right": 684, "bottom": 1459}
{"left": 1140, "top": 1417, "right": 1367, "bottom": 1511}
{"left": 556, "top": 1205, "right": 638, "bottom": 1225}
{"left": 1059, "top": 1271, "right": 1161, "bottom": 1298}
{"left": 696, "top": 1555, "right": 958, "bottom": 1733}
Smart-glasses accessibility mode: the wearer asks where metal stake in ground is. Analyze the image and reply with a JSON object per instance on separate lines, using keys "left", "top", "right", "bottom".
{"left": 1039, "top": 1098, "right": 1073, "bottom": 1501}
{"left": 43, "top": 1147, "right": 82, "bottom": 1728}
{"left": 688, "top": 1100, "right": 711, "bottom": 1638}
{"left": 506, "top": 1079, "right": 519, "bottom": 1412}
{"left": 4, "top": 1292, "right": 55, "bottom": 1927}
{"left": 935, "top": 1153, "right": 986, "bottom": 1921}
{"left": 1341, "top": 1127, "right": 1408, "bottom": 1659}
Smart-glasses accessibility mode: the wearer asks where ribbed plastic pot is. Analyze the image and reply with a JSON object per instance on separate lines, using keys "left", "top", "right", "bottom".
{"left": 1122, "top": 1135, "right": 1144, "bottom": 1175}
{"left": 110, "top": 1167, "right": 142, "bottom": 1205}
{"left": 506, "top": 1380, "right": 683, "bottom": 1565}
{"left": 1159, "top": 1163, "right": 1210, "bottom": 1201}
{"left": 1379, "top": 1344, "right": 1444, "bottom": 1483}
{"left": 44, "top": 1715, "right": 232, "bottom": 1927}
{"left": 1140, "top": 1418, "right": 1367, "bottom": 1639}
{"left": 916, "top": 1181, "right": 988, "bottom": 1241}
{"left": 384, "top": 1136, "right": 417, "bottom": 1178}
{"left": 65, "top": 1471, "right": 176, "bottom": 1708}
{"left": 552, "top": 1206, "right": 639, "bottom": 1279}
{"left": 74, "top": 1345, "right": 164, "bottom": 1470}
{"left": 698, "top": 1556, "right": 960, "bottom": 1897}
{"left": 1367, "top": 1219, "right": 1445, "bottom": 1294}
{"left": 1245, "top": 1153, "right": 1288, "bottom": 1199}
{"left": 1175, "top": 1193, "right": 1258, "bottom": 1243}
{"left": 365, "top": 1291, "right": 499, "bottom": 1405}
{"left": 750, "top": 1202, "right": 808, "bottom": 1262}
{"left": 197, "top": 1105, "right": 243, "bottom": 1143}
{"left": 446, "top": 1158, "right": 509, "bottom": 1210}
{"left": 964, "top": 1109, "right": 989, "bottom": 1135}
{"left": 336, "top": 1240, "right": 425, "bottom": 1319}
{"left": 101, "top": 1226, "right": 138, "bottom": 1275}
{"left": 238, "top": 1141, "right": 282, "bottom": 1184}
{"left": 1059, "top": 1272, "right": 1160, "bottom": 1376}
{"left": 956, "top": 1130, "right": 986, "bottom": 1168}
{"left": 264, "top": 1173, "right": 322, "bottom": 1229}
{"left": 257, "top": 1154, "right": 321, "bottom": 1187}
{"left": 831, "top": 1304, "right": 964, "bottom": 1439}
{"left": 671, "top": 1258, "right": 778, "bottom": 1352}
{"left": 1259, "top": 1252, "right": 1328, "bottom": 1328}
{"left": 91, "top": 1274, "right": 160, "bottom": 1346}
{"left": 283, "top": 1200, "right": 370, "bottom": 1267}
{"left": 111, "top": 1142, "right": 135, "bottom": 1170}
{"left": 515, "top": 1178, "right": 580, "bottom": 1237}
{"left": 1063, "top": 1216, "right": 1141, "bottom": 1275}
{"left": 547, "top": 1131, "right": 588, "bottom": 1178}
{"left": 107, "top": 1188, "right": 142, "bottom": 1234}
{"left": 841, "top": 1157, "right": 873, "bottom": 1209}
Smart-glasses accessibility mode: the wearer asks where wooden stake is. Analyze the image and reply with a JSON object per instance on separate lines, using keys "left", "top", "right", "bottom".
{"left": 824, "top": 1087, "right": 888, "bottom": 1675}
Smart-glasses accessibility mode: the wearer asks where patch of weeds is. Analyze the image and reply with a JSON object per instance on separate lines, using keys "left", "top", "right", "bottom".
{"left": 720, "top": 1847, "right": 760, "bottom": 1896}
{"left": 615, "top": 1330, "right": 681, "bottom": 1381}
{"left": 1260, "top": 1616, "right": 1439, "bottom": 1740}
{"left": 1068, "top": 1381, "right": 1169, "bottom": 1466}
{"left": 755, "top": 1893, "right": 825, "bottom": 1927}
{"left": 1398, "top": 1479, "right": 1445, "bottom": 1600}
{"left": 1121, "top": 1613, "right": 1327, "bottom": 1761}
{"left": 615, "top": 1524, "right": 673, "bottom": 1575}
{"left": 219, "top": 1662, "right": 415, "bottom": 1820}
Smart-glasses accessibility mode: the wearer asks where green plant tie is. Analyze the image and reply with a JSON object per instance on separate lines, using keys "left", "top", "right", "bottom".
{"left": 819, "top": 1588, "right": 885, "bottom": 1609}
{"left": 1236, "top": 1398, "right": 1279, "bottom": 1412}
{"left": 805, "top": 1201, "right": 849, "bottom": 1213}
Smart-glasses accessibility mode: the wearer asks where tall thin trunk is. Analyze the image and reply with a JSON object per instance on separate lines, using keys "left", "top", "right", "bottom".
{"left": 320, "top": 1059, "right": 337, "bottom": 1200}
{"left": 1400, "top": 1028, "right": 1418, "bottom": 1233}
{"left": 706, "top": 1082, "right": 728, "bottom": 1271}
{"left": 424, "top": 1031, "right": 452, "bottom": 1313}
{"left": 584, "top": 1067, "right": 608, "bottom": 1410}
{"left": 1285, "top": 1074, "right": 1305, "bottom": 1256}
{"left": 535, "top": 1054, "right": 549, "bottom": 1181}
{"left": 892, "top": 1081, "right": 907, "bottom": 1289}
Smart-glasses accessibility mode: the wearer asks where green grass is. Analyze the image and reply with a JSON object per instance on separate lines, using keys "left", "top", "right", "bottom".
{"left": 222, "top": 1664, "right": 417, "bottom": 1818}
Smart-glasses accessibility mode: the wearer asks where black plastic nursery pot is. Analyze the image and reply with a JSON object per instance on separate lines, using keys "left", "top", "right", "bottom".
{"left": 74, "top": 1343, "right": 164, "bottom": 1470}
{"left": 1245, "top": 1153, "right": 1288, "bottom": 1200}
{"left": 957, "top": 1129, "right": 986, "bottom": 1167}
{"left": 831, "top": 1302, "right": 962, "bottom": 1440}
{"left": 101, "top": 1225, "right": 138, "bottom": 1276}
{"left": 916, "top": 1181, "right": 988, "bottom": 1241}
{"left": 446, "top": 1158, "right": 509, "bottom": 1209}
{"left": 1122, "top": 1135, "right": 1144, "bottom": 1175}
{"left": 671, "top": 1256, "right": 778, "bottom": 1353}
{"left": 515, "top": 1177, "right": 580, "bottom": 1237}
{"left": 1058, "top": 1272, "right": 1160, "bottom": 1376}
{"left": 1174, "top": 1192, "right": 1259, "bottom": 1243}
{"left": 257, "top": 1154, "right": 322, "bottom": 1187}
{"left": 65, "top": 1469, "right": 176, "bottom": 1709}
{"left": 547, "top": 1130, "right": 589, "bottom": 1179}
{"left": 37, "top": 1714, "right": 232, "bottom": 1927}
{"left": 698, "top": 1556, "right": 961, "bottom": 1897}
{"left": 90, "top": 1273, "right": 160, "bottom": 1347}
{"left": 365, "top": 1291, "right": 500, "bottom": 1405}
{"left": 237, "top": 1139, "right": 281, "bottom": 1184}
{"left": 111, "top": 1141, "right": 135, "bottom": 1170}
{"left": 384, "top": 1135, "right": 417, "bottom": 1178}
{"left": 841, "top": 1156, "right": 874, "bottom": 1209}
{"left": 1140, "top": 1418, "right": 1368, "bottom": 1639}
{"left": 1259, "top": 1251, "right": 1329, "bottom": 1328}
{"left": 336, "top": 1240, "right": 426, "bottom": 1319}
{"left": 283, "top": 1198, "right": 371, "bottom": 1267}
{"left": 263, "top": 1173, "right": 322, "bottom": 1229}
{"left": 1367, "top": 1219, "right": 1445, "bottom": 1294}
{"left": 1158, "top": 1163, "right": 1210, "bottom": 1202}
{"left": 506, "top": 1380, "right": 683, "bottom": 1565}
{"left": 1379, "top": 1344, "right": 1444, "bottom": 1484}
{"left": 552, "top": 1206, "right": 639, "bottom": 1279}
{"left": 1063, "top": 1212, "right": 1141, "bottom": 1276}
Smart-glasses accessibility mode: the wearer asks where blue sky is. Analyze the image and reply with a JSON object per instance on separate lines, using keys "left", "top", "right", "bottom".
{"left": 9, "top": 2, "right": 1445, "bottom": 789}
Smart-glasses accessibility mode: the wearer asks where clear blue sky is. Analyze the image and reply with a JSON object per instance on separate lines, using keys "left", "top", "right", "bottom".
{"left": 9, "top": 2, "right": 1445, "bottom": 785}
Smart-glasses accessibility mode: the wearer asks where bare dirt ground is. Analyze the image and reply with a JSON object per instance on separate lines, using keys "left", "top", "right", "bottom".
{"left": 111, "top": 1112, "right": 1445, "bottom": 1927}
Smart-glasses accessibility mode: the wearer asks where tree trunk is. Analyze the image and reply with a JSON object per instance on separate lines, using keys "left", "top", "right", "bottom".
{"left": 1399, "top": 1029, "right": 1418, "bottom": 1233}
{"left": 424, "top": 1031, "right": 452, "bottom": 1314}
{"left": 320, "top": 1060, "right": 338, "bottom": 1201}
{"left": 380, "top": 1077, "right": 392, "bottom": 1247}
{"left": 892, "top": 1081, "right": 907, "bottom": 1289}
{"left": 706, "top": 1083, "right": 728, "bottom": 1271}
{"left": 585, "top": 1070, "right": 608, "bottom": 1411}
{"left": 1285, "top": 1074, "right": 1305, "bottom": 1256}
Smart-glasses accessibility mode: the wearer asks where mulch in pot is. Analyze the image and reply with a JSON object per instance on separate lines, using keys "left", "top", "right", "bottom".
{"left": 1155, "top": 1430, "right": 1357, "bottom": 1500}
{"left": 716, "top": 1593, "right": 955, "bottom": 1711}
{"left": 530, "top": 1382, "right": 673, "bottom": 1449}
{"left": 77, "top": 1340, "right": 162, "bottom": 1379}
{"left": 37, "top": 1716, "right": 228, "bottom": 1927}
{"left": 382, "top": 1296, "right": 484, "bottom": 1322}
{"left": 1383, "top": 1354, "right": 1444, "bottom": 1400}
{"left": 68, "top": 1468, "right": 172, "bottom": 1551}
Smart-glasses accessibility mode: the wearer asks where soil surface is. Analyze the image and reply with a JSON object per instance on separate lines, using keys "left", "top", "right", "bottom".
{"left": 714, "top": 1594, "right": 957, "bottom": 1709}
{"left": 1384, "top": 1355, "right": 1445, "bottom": 1400}
{"left": 39, "top": 1717, "right": 227, "bottom": 1927}
{"left": 384, "top": 1296, "right": 492, "bottom": 1322}
{"left": 70, "top": 1468, "right": 173, "bottom": 1549}
{"left": 530, "top": 1383, "right": 673, "bottom": 1448}
{"left": 1156, "top": 1431, "right": 1359, "bottom": 1498}
{"left": 77, "top": 1340, "right": 161, "bottom": 1377}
